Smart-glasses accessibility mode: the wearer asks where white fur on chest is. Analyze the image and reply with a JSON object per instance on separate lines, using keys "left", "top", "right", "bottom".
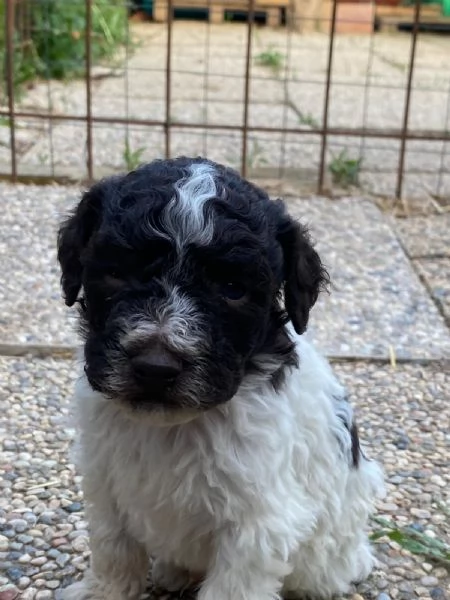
{"left": 73, "top": 335, "right": 379, "bottom": 577}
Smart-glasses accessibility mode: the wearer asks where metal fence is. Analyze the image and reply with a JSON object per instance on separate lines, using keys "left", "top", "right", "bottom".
{"left": 1, "top": 0, "right": 450, "bottom": 199}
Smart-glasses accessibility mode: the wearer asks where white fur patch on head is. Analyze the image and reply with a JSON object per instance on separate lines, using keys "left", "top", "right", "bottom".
{"left": 162, "top": 162, "right": 217, "bottom": 250}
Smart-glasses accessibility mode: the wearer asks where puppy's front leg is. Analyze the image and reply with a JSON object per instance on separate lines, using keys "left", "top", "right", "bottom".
{"left": 198, "top": 528, "right": 290, "bottom": 600}
{"left": 63, "top": 501, "right": 148, "bottom": 600}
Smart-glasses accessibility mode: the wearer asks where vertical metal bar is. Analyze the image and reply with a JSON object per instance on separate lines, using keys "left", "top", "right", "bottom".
{"left": 318, "top": 0, "right": 338, "bottom": 193}
{"left": 241, "top": 0, "right": 255, "bottom": 178}
{"left": 85, "top": 0, "right": 94, "bottom": 181}
{"left": 5, "top": 0, "right": 17, "bottom": 181}
{"left": 165, "top": 0, "right": 174, "bottom": 159}
{"left": 396, "top": 0, "right": 421, "bottom": 200}
{"left": 279, "top": 25, "right": 293, "bottom": 180}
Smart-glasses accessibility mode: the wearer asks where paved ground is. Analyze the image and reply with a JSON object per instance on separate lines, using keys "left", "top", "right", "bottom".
{"left": 1, "top": 22, "right": 450, "bottom": 199}
{"left": 0, "top": 182, "right": 449, "bottom": 600}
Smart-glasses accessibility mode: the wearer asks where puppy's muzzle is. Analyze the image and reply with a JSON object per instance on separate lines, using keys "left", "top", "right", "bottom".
{"left": 129, "top": 340, "right": 183, "bottom": 391}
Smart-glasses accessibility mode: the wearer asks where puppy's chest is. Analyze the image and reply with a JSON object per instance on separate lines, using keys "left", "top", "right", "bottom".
{"left": 106, "top": 423, "right": 239, "bottom": 552}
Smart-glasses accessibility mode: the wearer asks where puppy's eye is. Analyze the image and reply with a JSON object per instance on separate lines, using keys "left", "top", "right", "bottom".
{"left": 104, "top": 271, "right": 125, "bottom": 288}
{"left": 219, "top": 282, "right": 247, "bottom": 302}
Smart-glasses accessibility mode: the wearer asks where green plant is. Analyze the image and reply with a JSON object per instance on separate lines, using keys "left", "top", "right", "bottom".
{"left": 255, "top": 47, "right": 284, "bottom": 73}
{"left": 0, "top": 0, "right": 129, "bottom": 99}
{"left": 371, "top": 517, "right": 450, "bottom": 567}
{"left": 123, "top": 139, "right": 145, "bottom": 171}
{"left": 298, "top": 112, "right": 320, "bottom": 128}
{"left": 245, "top": 139, "right": 268, "bottom": 171}
{"left": 328, "top": 150, "right": 362, "bottom": 187}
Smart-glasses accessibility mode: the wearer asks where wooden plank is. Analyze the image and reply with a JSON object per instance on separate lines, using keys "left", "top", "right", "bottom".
{"left": 375, "top": 3, "right": 441, "bottom": 19}
{"left": 153, "top": 0, "right": 287, "bottom": 21}
{"left": 377, "top": 10, "right": 450, "bottom": 32}
{"left": 319, "top": 1, "right": 374, "bottom": 33}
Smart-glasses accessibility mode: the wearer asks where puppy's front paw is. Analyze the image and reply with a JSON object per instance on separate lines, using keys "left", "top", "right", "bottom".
{"left": 61, "top": 580, "right": 98, "bottom": 600}
{"left": 62, "top": 571, "right": 143, "bottom": 600}
{"left": 152, "top": 558, "right": 203, "bottom": 593}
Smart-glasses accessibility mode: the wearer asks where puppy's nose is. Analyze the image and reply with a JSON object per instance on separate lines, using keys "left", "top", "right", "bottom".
{"left": 131, "top": 343, "right": 183, "bottom": 385}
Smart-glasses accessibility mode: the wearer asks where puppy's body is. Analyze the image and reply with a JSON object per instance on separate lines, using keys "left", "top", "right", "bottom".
{"left": 58, "top": 157, "right": 384, "bottom": 600}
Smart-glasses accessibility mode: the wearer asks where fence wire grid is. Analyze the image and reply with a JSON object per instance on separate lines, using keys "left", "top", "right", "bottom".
{"left": 1, "top": 0, "right": 450, "bottom": 199}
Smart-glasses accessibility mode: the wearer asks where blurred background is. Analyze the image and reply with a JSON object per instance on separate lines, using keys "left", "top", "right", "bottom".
{"left": 1, "top": 0, "right": 450, "bottom": 201}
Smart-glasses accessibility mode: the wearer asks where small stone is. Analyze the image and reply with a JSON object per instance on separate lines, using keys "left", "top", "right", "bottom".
{"left": 430, "top": 588, "right": 446, "bottom": 600}
{"left": 410, "top": 508, "right": 431, "bottom": 519}
{"left": 0, "top": 587, "right": 19, "bottom": 600}
{"left": 45, "top": 581, "right": 60, "bottom": 590}
{"left": 30, "top": 557, "right": 47, "bottom": 566}
{"left": 71, "top": 536, "right": 89, "bottom": 553}
{"left": 377, "top": 594, "right": 392, "bottom": 600}
{"left": 9, "top": 520, "right": 27, "bottom": 534}
{"left": 20, "top": 589, "right": 36, "bottom": 600}
{"left": 0, "top": 537, "right": 8, "bottom": 552}
{"left": 55, "top": 553, "right": 70, "bottom": 568}
{"left": 377, "top": 579, "right": 389, "bottom": 590}
{"left": 18, "top": 554, "right": 31, "bottom": 564}
{"left": 421, "top": 576, "right": 439, "bottom": 587}
{"left": 16, "top": 535, "right": 33, "bottom": 545}
{"left": 35, "top": 592, "right": 52, "bottom": 600}
{"left": 38, "top": 513, "right": 54, "bottom": 526}
{"left": 394, "top": 435, "right": 409, "bottom": 449}
{"left": 17, "top": 577, "right": 31, "bottom": 589}
{"left": 432, "top": 568, "right": 448, "bottom": 578}
{"left": 65, "top": 503, "right": 82, "bottom": 514}
{"left": 5, "top": 569, "right": 23, "bottom": 583}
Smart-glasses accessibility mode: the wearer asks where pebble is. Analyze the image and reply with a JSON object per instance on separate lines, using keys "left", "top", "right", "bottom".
{"left": 35, "top": 592, "right": 53, "bottom": 600}
{"left": 17, "top": 577, "right": 31, "bottom": 589}
{"left": 45, "top": 580, "right": 60, "bottom": 590}
{"left": 432, "top": 568, "right": 448, "bottom": 578}
{"left": 0, "top": 537, "right": 8, "bottom": 552}
{"left": 377, "top": 593, "right": 392, "bottom": 600}
{"left": 5, "top": 569, "right": 23, "bottom": 583}
{"left": 18, "top": 553, "right": 31, "bottom": 563}
{"left": 71, "top": 536, "right": 89, "bottom": 553}
{"left": 410, "top": 508, "right": 431, "bottom": 519}
{"left": 0, "top": 588, "right": 19, "bottom": 600}
{"left": 9, "top": 520, "right": 27, "bottom": 533}
{"left": 65, "top": 502, "right": 82, "bottom": 513}
{"left": 56, "top": 553, "right": 70, "bottom": 568}
{"left": 420, "top": 576, "right": 439, "bottom": 587}
{"left": 430, "top": 588, "right": 446, "bottom": 600}
{"left": 20, "top": 590, "right": 37, "bottom": 600}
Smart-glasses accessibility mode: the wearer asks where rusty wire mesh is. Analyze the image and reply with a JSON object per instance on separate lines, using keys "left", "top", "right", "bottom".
{"left": 1, "top": 0, "right": 450, "bottom": 199}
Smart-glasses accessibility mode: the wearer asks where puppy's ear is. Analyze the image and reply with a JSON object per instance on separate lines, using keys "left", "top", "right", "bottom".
{"left": 277, "top": 210, "right": 329, "bottom": 335}
{"left": 57, "top": 184, "right": 103, "bottom": 307}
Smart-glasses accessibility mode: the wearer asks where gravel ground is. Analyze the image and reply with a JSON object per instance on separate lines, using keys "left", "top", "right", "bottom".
{"left": 2, "top": 22, "right": 450, "bottom": 198}
{"left": 0, "top": 355, "right": 449, "bottom": 600}
{"left": 1, "top": 182, "right": 449, "bottom": 359}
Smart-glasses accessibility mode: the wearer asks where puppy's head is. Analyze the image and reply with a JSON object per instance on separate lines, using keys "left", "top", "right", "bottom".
{"left": 58, "top": 157, "right": 328, "bottom": 421}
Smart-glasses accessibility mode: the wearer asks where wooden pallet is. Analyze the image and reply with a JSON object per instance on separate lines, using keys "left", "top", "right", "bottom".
{"left": 153, "top": 0, "right": 290, "bottom": 25}
{"left": 375, "top": 3, "right": 450, "bottom": 31}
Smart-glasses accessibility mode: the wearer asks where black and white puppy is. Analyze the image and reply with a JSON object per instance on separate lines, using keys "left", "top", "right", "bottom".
{"left": 58, "top": 157, "right": 384, "bottom": 600}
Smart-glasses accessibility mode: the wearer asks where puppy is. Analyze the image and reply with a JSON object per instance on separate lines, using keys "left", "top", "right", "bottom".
{"left": 57, "top": 157, "right": 384, "bottom": 600}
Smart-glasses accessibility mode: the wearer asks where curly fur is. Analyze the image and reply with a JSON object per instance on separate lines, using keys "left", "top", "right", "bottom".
{"left": 58, "top": 157, "right": 385, "bottom": 600}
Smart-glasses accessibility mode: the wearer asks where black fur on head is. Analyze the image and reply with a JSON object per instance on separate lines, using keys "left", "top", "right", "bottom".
{"left": 57, "top": 157, "right": 328, "bottom": 417}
